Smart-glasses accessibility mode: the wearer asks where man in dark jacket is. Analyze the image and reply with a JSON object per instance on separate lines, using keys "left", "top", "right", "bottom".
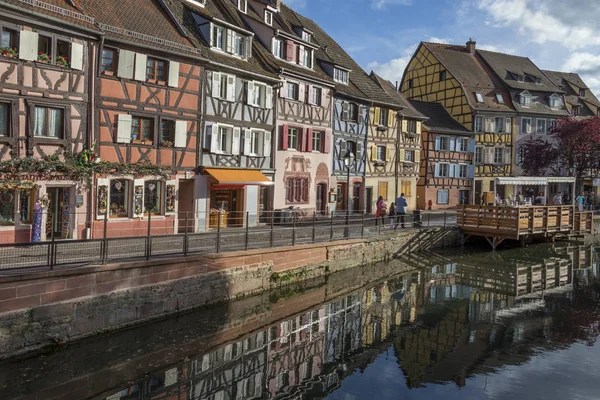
{"left": 394, "top": 193, "right": 408, "bottom": 229}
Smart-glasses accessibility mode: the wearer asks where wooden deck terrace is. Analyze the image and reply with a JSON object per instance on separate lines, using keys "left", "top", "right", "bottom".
{"left": 457, "top": 205, "right": 594, "bottom": 249}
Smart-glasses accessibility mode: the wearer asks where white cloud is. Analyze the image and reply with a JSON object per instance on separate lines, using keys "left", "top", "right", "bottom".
{"left": 371, "top": 0, "right": 412, "bottom": 10}
{"left": 563, "top": 52, "right": 600, "bottom": 95}
{"left": 427, "top": 36, "right": 451, "bottom": 44}
{"left": 367, "top": 44, "right": 418, "bottom": 85}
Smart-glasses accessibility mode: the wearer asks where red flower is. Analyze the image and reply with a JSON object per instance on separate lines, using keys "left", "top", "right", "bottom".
{"left": 39, "top": 51, "right": 43, "bottom": 55}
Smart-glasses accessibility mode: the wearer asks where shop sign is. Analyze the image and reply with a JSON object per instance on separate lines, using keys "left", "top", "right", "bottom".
{"left": 76, "top": 194, "right": 84, "bottom": 207}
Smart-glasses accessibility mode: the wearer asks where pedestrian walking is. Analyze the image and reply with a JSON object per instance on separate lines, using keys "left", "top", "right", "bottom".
{"left": 375, "top": 196, "right": 386, "bottom": 226}
{"left": 388, "top": 202, "right": 397, "bottom": 229}
{"left": 576, "top": 193, "right": 585, "bottom": 211}
{"left": 395, "top": 193, "right": 408, "bottom": 229}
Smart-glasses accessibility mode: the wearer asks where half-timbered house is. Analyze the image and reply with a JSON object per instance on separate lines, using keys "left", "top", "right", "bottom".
{"left": 370, "top": 73, "right": 427, "bottom": 212}
{"left": 0, "top": 0, "right": 98, "bottom": 243}
{"left": 411, "top": 101, "right": 474, "bottom": 210}
{"left": 165, "top": 0, "right": 280, "bottom": 230}
{"left": 400, "top": 40, "right": 517, "bottom": 204}
{"left": 240, "top": 1, "right": 336, "bottom": 215}
{"left": 79, "top": 0, "right": 204, "bottom": 237}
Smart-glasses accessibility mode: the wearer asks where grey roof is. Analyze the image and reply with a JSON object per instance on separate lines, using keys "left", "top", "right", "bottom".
{"left": 370, "top": 72, "right": 426, "bottom": 119}
{"left": 410, "top": 100, "right": 473, "bottom": 136}
{"left": 543, "top": 70, "right": 600, "bottom": 116}
{"left": 422, "top": 43, "right": 515, "bottom": 113}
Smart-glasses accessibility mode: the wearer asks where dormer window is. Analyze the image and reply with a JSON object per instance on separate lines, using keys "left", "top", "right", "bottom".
{"left": 211, "top": 24, "right": 249, "bottom": 58}
{"left": 580, "top": 89, "right": 586, "bottom": 97}
{"left": 272, "top": 38, "right": 284, "bottom": 59}
{"left": 549, "top": 94, "right": 561, "bottom": 109}
{"left": 475, "top": 92, "right": 484, "bottom": 103}
{"left": 520, "top": 91, "right": 531, "bottom": 107}
{"left": 265, "top": 10, "right": 273, "bottom": 25}
{"left": 573, "top": 107, "right": 580, "bottom": 116}
{"left": 212, "top": 26, "right": 225, "bottom": 51}
{"left": 517, "top": 75, "right": 524, "bottom": 83}
{"left": 302, "top": 31, "right": 312, "bottom": 42}
{"left": 496, "top": 93, "right": 504, "bottom": 104}
{"left": 299, "top": 46, "right": 312, "bottom": 68}
{"left": 238, "top": 0, "right": 247, "bottom": 13}
{"left": 334, "top": 67, "right": 349, "bottom": 84}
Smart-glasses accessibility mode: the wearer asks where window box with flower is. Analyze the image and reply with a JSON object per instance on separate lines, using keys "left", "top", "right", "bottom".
{"left": 0, "top": 47, "right": 17, "bottom": 59}
{"left": 160, "top": 140, "right": 174, "bottom": 148}
{"left": 37, "top": 52, "right": 51, "bottom": 64}
{"left": 56, "top": 56, "right": 69, "bottom": 68}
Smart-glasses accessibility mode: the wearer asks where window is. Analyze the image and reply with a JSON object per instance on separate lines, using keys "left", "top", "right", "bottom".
{"left": 287, "top": 127, "right": 299, "bottom": 149}
{"left": 312, "top": 87, "right": 322, "bottom": 106}
{"left": 516, "top": 75, "right": 524, "bottom": 83}
{"left": 18, "top": 189, "right": 33, "bottom": 224}
{"left": 253, "top": 83, "right": 266, "bottom": 107}
{"left": 302, "top": 48, "right": 312, "bottom": 68}
{"left": 494, "top": 147, "right": 504, "bottom": 164}
{"left": 131, "top": 116, "right": 153, "bottom": 141}
{"left": 516, "top": 145, "right": 524, "bottom": 165}
{"left": 378, "top": 182, "right": 388, "bottom": 200}
{"left": 536, "top": 118, "right": 547, "bottom": 134}
{"left": 405, "top": 150, "right": 415, "bottom": 162}
{"left": 265, "top": 10, "right": 273, "bottom": 25}
{"left": 346, "top": 140, "right": 356, "bottom": 156}
{"left": 238, "top": 0, "right": 247, "bottom": 13}
{"left": 438, "top": 136, "right": 450, "bottom": 151}
{"left": 160, "top": 120, "right": 174, "bottom": 144}
{"left": 456, "top": 138, "right": 468, "bottom": 152}
{"left": 0, "top": 103, "right": 8, "bottom": 136}
{"left": 56, "top": 39, "right": 70, "bottom": 61}
{"left": 475, "top": 92, "right": 484, "bottom": 103}
{"left": 212, "top": 26, "right": 225, "bottom": 50}
{"left": 101, "top": 48, "right": 117, "bottom": 73}
{"left": 232, "top": 31, "right": 246, "bottom": 57}
{"left": 0, "top": 190, "right": 15, "bottom": 224}
{"left": 484, "top": 117, "right": 495, "bottom": 133}
{"left": 348, "top": 103, "right": 358, "bottom": 121}
{"left": 520, "top": 92, "right": 531, "bottom": 107}
{"left": 218, "top": 126, "right": 231, "bottom": 153}
{"left": 0, "top": 189, "right": 33, "bottom": 225}
{"left": 474, "top": 116, "right": 483, "bottom": 133}
{"left": 521, "top": 118, "right": 532, "bottom": 134}
{"left": 376, "top": 145, "right": 386, "bottom": 161}
{"left": 334, "top": 68, "right": 349, "bottom": 84}
{"left": 495, "top": 117, "right": 504, "bottom": 133}
{"left": 439, "top": 71, "right": 446, "bottom": 81}
{"left": 302, "top": 31, "right": 312, "bottom": 42}
{"left": 407, "top": 120, "right": 417, "bottom": 133}
{"left": 312, "top": 131, "right": 322, "bottom": 152}
{"left": 496, "top": 93, "right": 504, "bottom": 104}
{"left": 33, "top": 106, "right": 63, "bottom": 138}
{"left": 549, "top": 95, "right": 561, "bottom": 109}
{"left": 580, "top": 89, "right": 586, "bottom": 97}
{"left": 458, "top": 164, "right": 468, "bottom": 178}
{"left": 144, "top": 181, "right": 162, "bottom": 215}
{"left": 408, "top": 79, "right": 414, "bottom": 89}
{"left": 285, "top": 177, "right": 309, "bottom": 203}
{"left": 38, "top": 35, "right": 51, "bottom": 57}
{"left": 437, "top": 190, "right": 449, "bottom": 205}
{"left": 248, "top": 130, "right": 261, "bottom": 155}
{"left": 146, "top": 57, "right": 166, "bottom": 81}
{"left": 1, "top": 27, "right": 17, "bottom": 50}
{"left": 475, "top": 146, "right": 483, "bottom": 164}
{"left": 272, "top": 38, "right": 284, "bottom": 59}
{"left": 287, "top": 82, "right": 299, "bottom": 100}
{"left": 220, "top": 73, "right": 229, "bottom": 99}
{"left": 438, "top": 163, "right": 449, "bottom": 177}
{"left": 573, "top": 107, "right": 580, "bottom": 116}
{"left": 379, "top": 108, "right": 388, "bottom": 126}
{"left": 109, "top": 179, "right": 129, "bottom": 218}
{"left": 548, "top": 119, "right": 556, "bottom": 134}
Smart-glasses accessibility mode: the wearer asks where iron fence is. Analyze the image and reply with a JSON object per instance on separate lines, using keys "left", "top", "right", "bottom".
{"left": 0, "top": 210, "right": 457, "bottom": 272}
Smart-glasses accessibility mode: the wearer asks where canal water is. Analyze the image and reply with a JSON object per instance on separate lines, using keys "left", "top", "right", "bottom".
{"left": 1, "top": 243, "right": 600, "bottom": 400}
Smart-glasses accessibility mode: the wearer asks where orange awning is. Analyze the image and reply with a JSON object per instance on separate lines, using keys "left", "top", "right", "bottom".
{"left": 204, "top": 168, "right": 274, "bottom": 186}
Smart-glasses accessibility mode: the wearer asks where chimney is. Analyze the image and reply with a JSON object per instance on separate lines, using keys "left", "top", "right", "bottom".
{"left": 466, "top": 38, "right": 476, "bottom": 54}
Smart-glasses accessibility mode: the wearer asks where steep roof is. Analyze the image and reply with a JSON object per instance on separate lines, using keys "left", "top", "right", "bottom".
{"left": 422, "top": 42, "right": 514, "bottom": 113}
{"left": 370, "top": 72, "right": 426, "bottom": 119}
{"left": 162, "top": 0, "right": 279, "bottom": 79}
{"left": 410, "top": 100, "right": 473, "bottom": 136}
{"left": 543, "top": 70, "right": 600, "bottom": 114}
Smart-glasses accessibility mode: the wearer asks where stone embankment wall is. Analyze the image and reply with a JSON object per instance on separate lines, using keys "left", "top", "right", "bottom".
{"left": 0, "top": 227, "right": 460, "bottom": 358}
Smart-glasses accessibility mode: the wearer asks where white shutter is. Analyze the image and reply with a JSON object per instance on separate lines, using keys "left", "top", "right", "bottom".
{"left": 174, "top": 121, "right": 187, "bottom": 148}
{"left": 116, "top": 114, "right": 132, "bottom": 143}
{"left": 434, "top": 163, "right": 440, "bottom": 177}
{"left": 117, "top": 49, "right": 135, "bottom": 79}
{"left": 265, "top": 86, "right": 273, "bottom": 109}
{"left": 168, "top": 61, "right": 180, "bottom": 87}
{"left": 505, "top": 118, "right": 512, "bottom": 134}
{"left": 70, "top": 42, "right": 84, "bottom": 70}
{"left": 449, "top": 164, "right": 456, "bottom": 178}
{"left": 232, "top": 127, "right": 241, "bottom": 155}
{"left": 298, "top": 45, "right": 305, "bottom": 66}
{"left": 134, "top": 53, "right": 147, "bottom": 81}
{"left": 299, "top": 84, "right": 306, "bottom": 103}
{"left": 210, "top": 125, "right": 219, "bottom": 153}
{"left": 18, "top": 30, "right": 38, "bottom": 61}
{"left": 212, "top": 71, "right": 221, "bottom": 98}
{"left": 504, "top": 147, "right": 512, "bottom": 165}
{"left": 226, "top": 75, "right": 235, "bottom": 102}
{"left": 226, "top": 30, "right": 233, "bottom": 53}
{"left": 247, "top": 81, "right": 255, "bottom": 106}
{"left": 134, "top": 178, "right": 144, "bottom": 217}
{"left": 321, "top": 89, "right": 326, "bottom": 107}
{"left": 263, "top": 131, "right": 272, "bottom": 156}
{"left": 243, "top": 129, "right": 252, "bottom": 154}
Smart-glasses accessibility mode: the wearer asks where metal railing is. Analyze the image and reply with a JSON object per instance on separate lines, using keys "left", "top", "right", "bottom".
{"left": 0, "top": 210, "right": 457, "bottom": 272}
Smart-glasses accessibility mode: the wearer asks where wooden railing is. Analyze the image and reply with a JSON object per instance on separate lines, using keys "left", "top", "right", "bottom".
{"left": 457, "top": 205, "right": 593, "bottom": 238}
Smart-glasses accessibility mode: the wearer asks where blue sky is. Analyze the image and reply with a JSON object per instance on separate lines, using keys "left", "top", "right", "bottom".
{"left": 285, "top": 0, "right": 600, "bottom": 94}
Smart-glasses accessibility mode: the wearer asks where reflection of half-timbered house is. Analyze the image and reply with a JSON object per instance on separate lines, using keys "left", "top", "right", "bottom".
{"left": 411, "top": 101, "right": 474, "bottom": 210}
{"left": 80, "top": 1, "right": 203, "bottom": 237}
{"left": 166, "top": 0, "right": 280, "bottom": 230}
{"left": 370, "top": 73, "right": 426, "bottom": 211}
{"left": 0, "top": 1, "right": 97, "bottom": 243}
{"left": 401, "top": 40, "right": 516, "bottom": 204}
{"left": 241, "top": 2, "right": 335, "bottom": 215}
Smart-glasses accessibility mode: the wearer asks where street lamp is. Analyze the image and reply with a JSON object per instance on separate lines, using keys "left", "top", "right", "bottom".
{"left": 343, "top": 149, "right": 355, "bottom": 237}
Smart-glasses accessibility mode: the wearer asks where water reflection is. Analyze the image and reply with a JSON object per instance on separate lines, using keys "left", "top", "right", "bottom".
{"left": 2, "top": 244, "right": 600, "bottom": 400}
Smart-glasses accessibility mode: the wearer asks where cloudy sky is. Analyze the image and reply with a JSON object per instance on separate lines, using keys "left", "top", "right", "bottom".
{"left": 285, "top": 0, "right": 600, "bottom": 95}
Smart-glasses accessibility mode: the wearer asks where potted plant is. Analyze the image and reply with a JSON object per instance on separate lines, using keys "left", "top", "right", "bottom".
{"left": 56, "top": 55, "right": 69, "bottom": 68}
{"left": 141, "top": 138, "right": 153, "bottom": 146}
{"left": 37, "top": 52, "right": 51, "bottom": 63}
{"left": 0, "top": 47, "right": 17, "bottom": 59}
{"left": 160, "top": 140, "right": 174, "bottom": 148}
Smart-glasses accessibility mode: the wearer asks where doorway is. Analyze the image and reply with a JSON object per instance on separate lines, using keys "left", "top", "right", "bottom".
{"left": 46, "top": 187, "right": 71, "bottom": 239}
{"left": 353, "top": 183, "right": 361, "bottom": 213}
{"left": 459, "top": 190, "right": 470, "bottom": 205}
{"left": 178, "top": 180, "right": 194, "bottom": 233}
{"left": 475, "top": 180, "right": 482, "bottom": 205}
{"left": 366, "top": 187, "right": 373, "bottom": 214}
{"left": 336, "top": 183, "right": 347, "bottom": 211}
{"left": 316, "top": 183, "right": 327, "bottom": 215}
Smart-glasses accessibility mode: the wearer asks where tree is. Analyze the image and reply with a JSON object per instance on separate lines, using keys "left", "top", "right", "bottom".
{"left": 520, "top": 136, "right": 559, "bottom": 176}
